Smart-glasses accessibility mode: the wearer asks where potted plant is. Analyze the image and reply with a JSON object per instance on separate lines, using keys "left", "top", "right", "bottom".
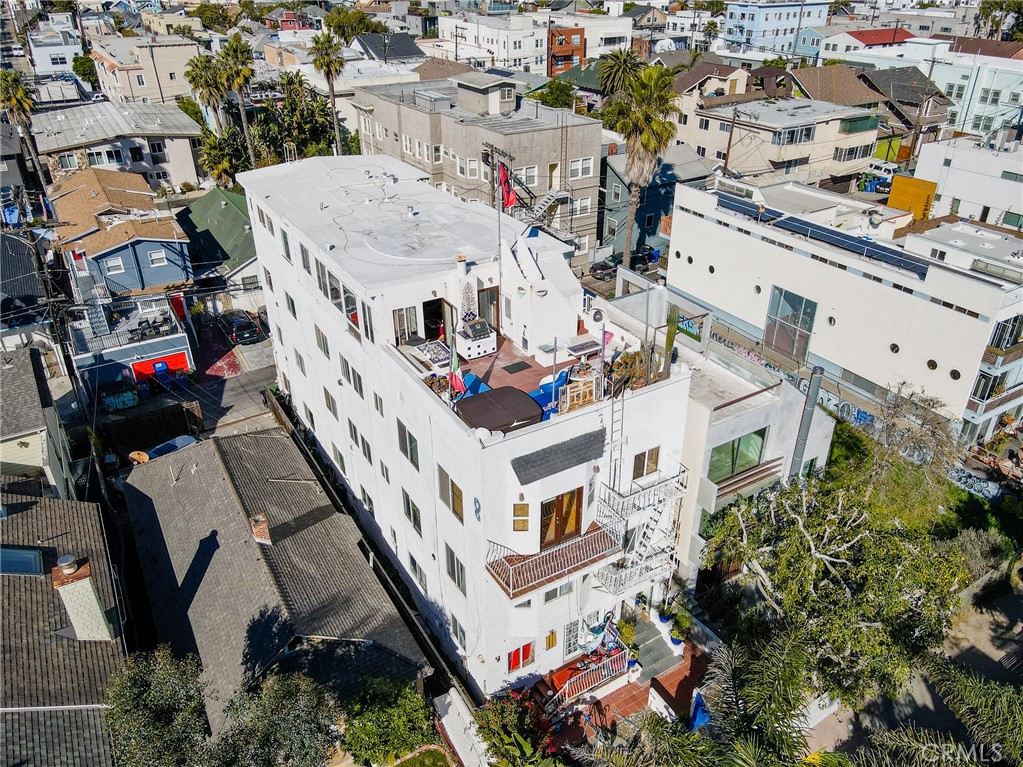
{"left": 657, "top": 601, "right": 673, "bottom": 623}
{"left": 627, "top": 647, "right": 640, "bottom": 669}
{"left": 616, "top": 619, "right": 636, "bottom": 648}
{"left": 634, "top": 592, "right": 647, "bottom": 608}
{"left": 670, "top": 609, "right": 693, "bottom": 646}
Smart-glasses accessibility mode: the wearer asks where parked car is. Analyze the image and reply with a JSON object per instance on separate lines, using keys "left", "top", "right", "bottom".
{"left": 588, "top": 246, "right": 661, "bottom": 281}
{"left": 216, "top": 310, "right": 262, "bottom": 345}
{"left": 146, "top": 435, "right": 198, "bottom": 460}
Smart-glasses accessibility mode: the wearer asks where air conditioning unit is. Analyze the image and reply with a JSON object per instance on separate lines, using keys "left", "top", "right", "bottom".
{"left": 70, "top": 319, "right": 90, "bottom": 330}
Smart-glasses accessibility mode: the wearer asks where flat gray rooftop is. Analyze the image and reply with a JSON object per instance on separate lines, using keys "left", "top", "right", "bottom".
{"left": 914, "top": 222, "right": 1023, "bottom": 265}
{"left": 237, "top": 155, "right": 571, "bottom": 290}
{"left": 450, "top": 71, "right": 517, "bottom": 89}
{"left": 31, "top": 101, "right": 202, "bottom": 152}
{"left": 90, "top": 33, "right": 196, "bottom": 64}
{"left": 704, "top": 97, "right": 875, "bottom": 127}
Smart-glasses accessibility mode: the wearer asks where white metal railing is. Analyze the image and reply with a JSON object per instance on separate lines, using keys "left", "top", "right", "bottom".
{"left": 597, "top": 468, "right": 689, "bottom": 528}
{"left": 594, "top": 549, "right": 675, "bottom": 595}
{"left": 544, "top": 650, "right": 629, "bottom": 714}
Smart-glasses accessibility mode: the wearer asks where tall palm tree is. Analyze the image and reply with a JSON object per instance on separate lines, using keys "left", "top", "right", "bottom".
{"left": 218, "top": 33, "right": 256, "bottom": 168}
{"left": 309, "top": 31, "right": 346, "bottom": 155}
{"left": 0, "top": 70, "right": 46, "bottom": 188}
{"left": 184, "top": 53, "right": 227, "bottom": 132}
{"left": 616, "top": 65, "right": 680, "bottom": 266}
{"left": 597, "top": 47, "right": 643, "bottom": 99}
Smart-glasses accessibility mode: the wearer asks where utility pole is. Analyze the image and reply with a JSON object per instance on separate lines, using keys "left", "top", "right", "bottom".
{"left": 454, "top": 25, "right": 466, "bottom": 61}
{"left": 906, "top": 56, "right": 939, "bottom": 161}
{"left": 792, "top": 0, "right": 807, "bottom": 65}
{"left": 482, "top": 142, "right": 515, "bottom": 261}
{"left": 722, "top": 107, "right": 742, "bottom": 174}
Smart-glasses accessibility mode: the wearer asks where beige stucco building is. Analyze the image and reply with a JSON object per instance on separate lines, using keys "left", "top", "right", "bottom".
{"left": 91, "top": 35, "right": 202, "bottom": 104}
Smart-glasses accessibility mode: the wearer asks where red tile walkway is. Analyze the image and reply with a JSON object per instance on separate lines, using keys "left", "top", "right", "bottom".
{"left": 461, "top": 335, "right": 573, "bottom": 392}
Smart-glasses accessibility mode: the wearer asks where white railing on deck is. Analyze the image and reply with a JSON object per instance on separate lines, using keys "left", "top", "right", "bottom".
{"left": 544, "top": 651, "right": 629, "bottom": 714}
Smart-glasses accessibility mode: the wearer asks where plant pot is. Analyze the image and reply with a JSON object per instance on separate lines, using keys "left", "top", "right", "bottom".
{"left": 627, "top": 658, "right": 638, "bottom": 668}
{"left": 670, "top": 636, "right": 683, "bottom": 646}
{"left": 658, "top": 612, "right": 671, "bottom": 624}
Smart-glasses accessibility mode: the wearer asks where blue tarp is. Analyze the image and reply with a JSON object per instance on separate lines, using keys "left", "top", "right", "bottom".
{"left": 690, "top": 692, "right": 711, "bottom": 730}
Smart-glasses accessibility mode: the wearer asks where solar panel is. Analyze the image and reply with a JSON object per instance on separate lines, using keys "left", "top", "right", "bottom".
{"left": 715, "top": 193, "right": 784, "bottom": 222}
{"left": 773, "top": 216, "right": 929, "bottom": 280}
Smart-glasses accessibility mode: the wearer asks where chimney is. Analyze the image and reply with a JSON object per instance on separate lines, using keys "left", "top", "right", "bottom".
{"left": 52, "top": 556, "right": 115, "bottom": 641}
{"left": 250, "top": 515, "right": 272, "bottom": 545}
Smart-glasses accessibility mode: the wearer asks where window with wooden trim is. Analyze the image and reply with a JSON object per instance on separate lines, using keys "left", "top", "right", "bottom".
{"left": 546, "top": 630, "right": 557, "bottom": 650}
{"left": 513, "top": 503, "right": 529, "bottom": 531}
{"left": 632, "top": 447, "right": 660, "bottom": 480}
{"left": 438, "top": 465, "right": 463, "bottom": 522}
{"left": 508, "top": 642, "right": 534, "bottom": 672}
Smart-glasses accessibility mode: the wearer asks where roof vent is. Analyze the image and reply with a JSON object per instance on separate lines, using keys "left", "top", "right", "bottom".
{"left": 57, "top": 554, "right": 78, "bottom": 575}
{"left": 250, "top": 514, "right": 272, "bottom": 545}
{"left": 220, "top": 200, "right": 228, "bottom": 208}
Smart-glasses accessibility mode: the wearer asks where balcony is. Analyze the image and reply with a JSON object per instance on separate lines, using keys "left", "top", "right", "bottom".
{"left": 486, "top": 523, "right": 620, "bottom": 599}
{"left": 597, "top": 469, "right": 688, "bottom": 529}
{"left": 967, "top": 382, "right": 1023, "bottom": 415}
{"left": 594, "top": 549, "right": 675, "bottom": 596}
{"left": 71, "top": 305, "right": 184, "bottom": 355}
{"left": 982, "top": 341, "right": 1023, "bottom": 368}
{"left": 543, "top": 650, "right": 628, "bottom": 714}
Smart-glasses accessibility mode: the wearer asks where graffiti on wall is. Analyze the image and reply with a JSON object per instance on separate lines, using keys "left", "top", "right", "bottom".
{"left": 709, "top": 330, "right": 877, "bottom": 426}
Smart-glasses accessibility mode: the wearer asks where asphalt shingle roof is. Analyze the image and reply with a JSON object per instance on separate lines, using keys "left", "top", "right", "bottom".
{"left": 354, "top": 32, "right": 424, "bottom": 60}
{"left": 1, "top": 493, "right": 123, "bottom": 767}
{"left": 0, "top": 347, "right": 48, "bottom": 439}
{"left": 124, "top": 430, "right": 429, "bottom": 733}
{"left": 790, "top": 64, "right": 880, "bottom": 107}
{"left": 178, "top": 188, "right": 255, "bottom": 277}
{"left": 859, "top": 66, "right": 947, "bottom": 107}
{"left": 1, "top": 233, "right": 48, "bottom": 332}
{"left": 511, "top": 428, "right": 605, "bottom": 485}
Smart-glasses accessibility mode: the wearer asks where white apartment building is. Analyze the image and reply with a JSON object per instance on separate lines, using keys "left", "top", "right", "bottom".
{"left": 433, "top": 13, "right": 547, "bottom": 71}
{"left": 27, "top": 13, "right": 82, "bottom": 77}
{"left": 544, "top": 11, "right": 634, "bottom": 59}
{"left": 915, "top": 135, "right": 1023, "bottom": 230}
{"left": 675, "top": 98, "right": 881, "bottom": 187}
{"left": 239, "top": 155, "right": 697, "bottom": 701}
{"left": 665, "top": 178, "right": 1023, "bottom": 441}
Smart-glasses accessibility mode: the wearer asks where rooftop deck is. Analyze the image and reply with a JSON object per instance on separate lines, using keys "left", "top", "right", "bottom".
{"left": 460, "top": 335, "right": 575, "bottom": 393}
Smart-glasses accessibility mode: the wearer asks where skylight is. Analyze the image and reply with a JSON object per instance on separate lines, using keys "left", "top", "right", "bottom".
{"left": 0, "top": 546, "right": 45, "bottom": 576}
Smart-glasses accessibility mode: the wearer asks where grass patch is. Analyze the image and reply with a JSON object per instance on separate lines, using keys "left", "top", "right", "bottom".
{"left": 398, "top": 749, "right": 452, "bottom": 767}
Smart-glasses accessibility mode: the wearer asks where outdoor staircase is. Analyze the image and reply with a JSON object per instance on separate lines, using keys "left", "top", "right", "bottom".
{"left": 522, "top": 188, "right": 570, "bottom": 224}
{"left": 633, "top": 618, "right": 680, "bottom": 683}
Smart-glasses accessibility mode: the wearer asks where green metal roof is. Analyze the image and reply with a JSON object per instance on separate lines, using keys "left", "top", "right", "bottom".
{"left": 179, "top": 188, "right": 255, "bottom": 277}
{"left": 555, "top": 60, "right": 605, "bottom": 94}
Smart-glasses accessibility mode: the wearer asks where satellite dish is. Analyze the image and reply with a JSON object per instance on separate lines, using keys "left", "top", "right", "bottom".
{"left": 591, "top": 308, "right": 605, "bottom": 323}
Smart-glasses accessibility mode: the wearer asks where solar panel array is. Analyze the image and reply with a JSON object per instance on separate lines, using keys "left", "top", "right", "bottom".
{"left": 713, "top": 192, "right": 929, "bottom": 280}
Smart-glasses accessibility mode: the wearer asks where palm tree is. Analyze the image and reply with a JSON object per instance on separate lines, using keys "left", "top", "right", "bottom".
{"left": 597, "top": 47, "right": 643, "bottom": 99}
{"left": 184, "top": 53, "right": 227, "bottom": 132}
{"left": 309, "top": 31, "right": 346, "bottom": 154}
{"left": 218, "top": 33, "right": 256, "bottom": 168}
{"left": 615, "top": 65, "right": 679, "bottom": 267}
{"left": 199, "top": 127, "right": 243, "bottom": 187}
{"left": 0, "top": 70, "right": 46, "bottom": 188}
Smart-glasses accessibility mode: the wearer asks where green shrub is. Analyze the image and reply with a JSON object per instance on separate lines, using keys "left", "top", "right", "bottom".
{"left": 341, "top": 678, "right": 435, "bottom": 765}
{"left": 616, "top": 619, "right": 636, "bottom": 647}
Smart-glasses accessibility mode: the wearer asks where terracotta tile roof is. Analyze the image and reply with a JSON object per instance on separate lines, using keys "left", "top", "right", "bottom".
{"left": 846, "top": 27, "right": 914, "bottom": 46}
{"left": 790, "top": 64, "right": 880, "bottom": 106}
{"left": 48, "top": 168, "right": 185, "bottom": 257}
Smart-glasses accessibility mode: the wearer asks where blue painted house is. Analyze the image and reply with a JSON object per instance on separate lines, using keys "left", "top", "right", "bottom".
{"left": 49, "top": 168, "right": 195, "bottom": 398}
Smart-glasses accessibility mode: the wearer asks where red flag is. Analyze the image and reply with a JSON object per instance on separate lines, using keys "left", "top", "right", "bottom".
{"left": 499, "top": 163, "right": 518, "bottom": 209}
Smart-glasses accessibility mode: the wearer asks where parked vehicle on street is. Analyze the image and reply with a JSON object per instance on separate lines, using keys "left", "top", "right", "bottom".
{"left": 216, "top": 310, "right": 262, "bottom": 345}
{"left": 588, "top": 246, "right": 661, "bottom": 281}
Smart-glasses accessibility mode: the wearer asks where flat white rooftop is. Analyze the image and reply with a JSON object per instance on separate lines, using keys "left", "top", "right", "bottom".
{"left": 237, "top": 155, "right": 571, "bottom": 290}
{"left": 703, "top": 98, "right": 876, "bottom": 128}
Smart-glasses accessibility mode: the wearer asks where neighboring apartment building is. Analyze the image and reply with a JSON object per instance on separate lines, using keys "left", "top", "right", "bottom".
{"left": 49, "top": 169, "right": 194, "bottom": 395}
{"left": 27, "top": 12, "right": 82, "bottom": 76}
{"left": 264, "top": 5, "right": 325, "bottom": 31}
{"left": 434, "top": 13, "right": 548, "bottom": 71}
{"left": 548, "top": 25, "right": 585, "bottom": 76}
{"left": 546, "top": 11, "right": 633, "bottom": 59}
{"left": 878, "top": 9, "right": 982, "bottom": 39}
{"left": 722, "top": 0, "right": 830, "bottom": 55}
{"left": 0, "top": 348, "right": 75, "bottom": 499}
{"left": 140, "top": 9, "right": 203, "bottom": 34}
{"left": 664, "top": 177, "right": 1023, "bottom": 441}
{"left": 858, "top": 66, "right": 951, "bottom": 150}
{"left": 239, "top": 154, "right": 696, "bottom": 702}
{"left": 0, "top": 486, "right": 124, "bottom": 767}
{"left": 675, "top": 97, "right": 881, "bottom": 187}
{"left": 91, "top": 34, "right": 202, "bottom": 104}
{"left": 355, "top": 73, "right": 603, "bottom": 259}
{"left": 663, "top": 10, "right": 722, "bottom": 51}
{"left": 32, "top": 101, "right": 202, "bottom": 190}
{"left": 914, "top": 135, "right": 1023, "bottom": 229}
{"left": 818, "top": 26, "right": 914, "bottom": 55}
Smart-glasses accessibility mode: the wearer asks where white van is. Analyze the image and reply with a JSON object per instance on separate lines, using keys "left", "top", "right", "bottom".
{"left": 867, "top": 160, "right": 899, "bottom": 180}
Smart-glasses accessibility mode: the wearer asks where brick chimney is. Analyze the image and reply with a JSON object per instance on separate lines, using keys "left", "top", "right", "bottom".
{"left": 51, "top": 556, "right": 115, "bottom": 641}
{"left": 250, "top": 515, "right": 272, "bottom": 545}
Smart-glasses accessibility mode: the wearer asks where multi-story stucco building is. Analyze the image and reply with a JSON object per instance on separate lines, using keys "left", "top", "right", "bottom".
{"left": 91, "top": 34, "right": 202, "bottom": 104}
{"left": 722, "top": 0, "right": 830, "bottom": 56}
{"left": 664, "top": 177, "right": 1023, "bottom": 441}
{"left": 27, "top": 12, "right": 82, "bottom": 77}
{"left": 354, "top": 73, "right": 603, "bottom": 260}
{"left": 239, "top": 154, "right": 696, "bottom": 701}
{"left": 675, "top": 97, "right": 881, "bottom": 188}
{"left": 433, "top": 13, "right": 548, "bottom": 71}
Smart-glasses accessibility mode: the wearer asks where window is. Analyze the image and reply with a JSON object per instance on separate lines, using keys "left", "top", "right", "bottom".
{"left": 331, "top": 443, "right": 346, "bottom": 475}
{"left": 314, "top": 325, "right": 329, "bottom": 358}
{"left": 403, "top": 489, "right": 422, "bottom": 534}
{"left": 564, "top": 620, "right": 580, "bottom": 657}
{"left": 105, "top": 257, "right": 125, "bottom": 275}
{"left": 438, "top": 465, "right": 463, "bottom": 522}
{"left": 607, "top": 218, "right": 619, "bottom": 237}
{"left": 698, "top": 117, "right": 710, "bottom": 130}
{"left": 148, "top": 141, "right": 165, "bottom": 161}
{"left": 135, "top": 73, "right": 145, "bottom": 86}
{"left": 1001, "top": 170, "right": 1023, "bottom": 183}
{"left": 324, "top": 388, "right": 338, "bottom": 419}
{"left": 433, "top": 144, "right": 442, "bottom": 163}
{"left": 154, "top": 170, "right": 169, "bottom": 182}
{"left": 513, "top": 503, "right": 529, "bottom": 531}
{"left": 295, "top": 350, "right": 306, "bottom": 375}
{"left": 546, "top": 630, "right": 557, "bottom": 651}
{"left": 281, "top": 229, "right": 292, "bottom": 261}
{"left": 611, "top": 183, "right": 622, "bottom": 202}
{"left": 708, "top": 428, "right": 767, "bottom": 483}
{"left": 719, "top": 122, "right": 731, "bottom": 133}
{"left": 833, "top": 143, "right": 874, "bottom": 162}
{"left": 360, "top": 486, "right": 374, "bottom": 516}
{"left": 500, "top": 86, "right": 514, "bottom": 100}
{"left": 263, "top": 267, "right": 273, "bottom": 292}
{"left": 570, "top": 197, "right": 591, "bottom": 216}
{"left": 772, "top": 125, "right": 816, "bottom": 145}
{"left": 457, "top": 155, "right": 466, "bottom": 176}
{"left": 467, "top": 158, "right": 479, "bottom": 179}
{"left": 1004, "top": 211, "right": 1023, "bottom": 229}
{"left": 380, "top": 461, "right": 390, "bottom": 483}
{"left": 445, "top": 544, "right": 466, "bottom": 595}
{"left": 569, "top": 157, "right": 593, "bottom": 178}
{"left": 374, "top": 393, "right": 384, "bottom": 416}
{"left": 715, "top": 150, "right": 726, "bottom": 160}
{"left": 632, "top": 447, "right": 660, "bottom": 480}
{"left": 0, "top": 545, "right": 45, "bottom": 575}
{"left": 508, "top": 642, "right": 534, "bottom": 672}
{"left": 303, "top": 404, "right": 315, "bottom": 430}
{"left": 352, "top": 369, "right": 364, "bottom": 398}
{"left": 50, "top": 54, "right": 68, "bottom": 66}
{"left": 1011, "top": 93, "right": 1021, "bottom": 105}
{"left": 87, "top": 151, "right": 105, "bottom": 166}
{"left": 451, "top": 613, "right": 466, "bottom": 648}
{"left": 339, "top": 354, "right": 352, "bottom": 384}
{"left": 980, "top": 88, "right": 1001, "bottom": 105}
{"left": 393, "top": 306, "right": 418, "bottom": 345}
{"left": 361, "top": 436, "right": 372, "bottom": 463}
{"left": 315, "top": 259, "right": 329, "bottom": 298}
{"left": 514, "top": 166, "right": 538, "bottom": 187}
{"left": 397, "top": 420, "right": 419, "bottom": 470}
{"left": 348, "top": 419, "right": 358, "bottom": 444}
{"left": 764, "top": 286, "right": 817, "bottom": 361}
{"left": 409, "top": 555, "right": 428, "bottom": 593}
{"left": 285, "top": 292, "right": 296, "bottom": 318}
{"left": 403, "top": 134, "right": 412, "bottom": 153}
{"left": 543, "top": 581, "right": 573, "bottom": 603}
{"left": 169, "top": 72, "right": 177, "bottom": 81}
{"left": 58, "top": 153, "right": 78, "bottom": 170}
{"left": 300, "top": 243, "right": 311, "bottom": 273}
{"left": 148, "top": 250, "right": 167, "bottom": 267}
{"left": 540, "top": 487, "right": 582, "bottom": 549}
{"left": 695, "top": 146, "right": 707, "bottom": 158}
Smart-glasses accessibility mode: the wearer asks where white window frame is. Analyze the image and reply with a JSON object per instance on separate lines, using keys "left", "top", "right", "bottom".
{"left": 147, "top": 250, "right": 167, "bottom": 267}
{"left": 569, "top": 157, "right": 593, "bottom": 179}
{"left": 514, "top": 165, "right": 538, "bottom": 187}
{"left": 105, "top": 257, "right": 125, "bottom": 275}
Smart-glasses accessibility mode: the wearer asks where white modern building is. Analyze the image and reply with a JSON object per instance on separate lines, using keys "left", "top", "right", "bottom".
{"left": 27, "top": 12, "right": 82, "bottom": 76}
{"left": 544, "top": 11, "right": 634, "bottom": 59}
{"left": 914, "top": 135, "right": 1023, "bottom": 230}
{"left": 722, "top": 0, "right": 830, "bottom": 56}
{"left": 664, "top": 177, "right": 1023, "bottom": 441}
{"left": 433, "top": 13, "right": 548, "bottom": 71}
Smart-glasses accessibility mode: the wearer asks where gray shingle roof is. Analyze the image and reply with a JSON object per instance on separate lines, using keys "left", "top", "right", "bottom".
{"left": 30, "top": 102, "right": 202, "bottom": 154}
{"left": 859, "top": 66, "right": 947, "bottom": 107}
{"left": 0, "top": 347, "right": 48, "bottom": 440}
{"left": 1, "top": 493, "right": 123, "bottom": 767}
{"left": 1, "top": 233, "right": 48, "bottom": 332}
{"left": 353, "top": 32, "right": 424, "bottom": 61}
{"left": 511, "top": 428, "right": 605, "bottom": 485}
{"left": 123, "top": 429, "right": 429, "bottom": 733}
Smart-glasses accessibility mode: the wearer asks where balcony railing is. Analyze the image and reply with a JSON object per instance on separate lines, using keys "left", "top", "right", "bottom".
{"left": 967, "top": 382, "right": 1023, "bottom": 415}
{"left": 597, "top": 469, "right": 688, "bottom": 529}
{"left": 72, "top": 319, "right": 184, "bottom": 355}
{"left": 594, "top": 549, "right": 675, "bottom": 596}
{"left": 486, "top": 524, "right": 620, "bottom": 599}
{"left": 544, "top": 650, "right": 628, "bottom": 714}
